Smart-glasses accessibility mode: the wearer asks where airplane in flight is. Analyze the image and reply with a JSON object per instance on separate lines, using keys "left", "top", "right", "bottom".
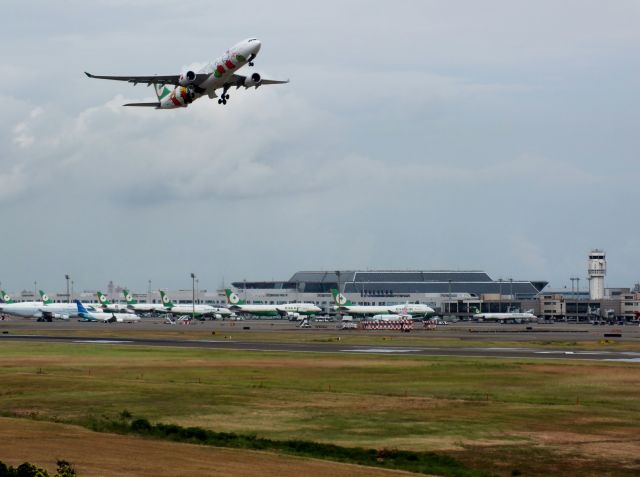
{"left": 224, "top": 289, "right": 321, "bottom": 319}
{"left": 75, "top": 300, "right": 140, "bottom": 323}
{"left": 330, "top": 289, "right": 435, "bottom": 317}
{"left": 159, "top": 290, "right": 233, "bottom": 319}
{"left": 85, "top": 38, "right": 288, "bottom": 109}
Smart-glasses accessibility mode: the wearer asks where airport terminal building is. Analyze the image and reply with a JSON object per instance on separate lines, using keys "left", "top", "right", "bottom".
{"left": 229, "top": 270, "right": 548, "bottom": 316}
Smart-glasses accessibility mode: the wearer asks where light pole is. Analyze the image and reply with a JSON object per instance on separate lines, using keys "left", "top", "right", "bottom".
{"left": 335, "top": 270, "right": 341, "bottom": 319}
{"left": 196, "top": 279, "right": 199, "bottom": 304}
{"left": 190, "top": 273, "right": 196, "bottom": 321}
{"left": 65, "top": 275, "right": 70, "bottom": 303}
{"left": 448, "top": 279, "right": 452, "bottom": 315}
{"left": 509, "top": 278, "right": 513, "bottom": 311}
{"left": 498, "top": 279, "right": 503, "bottom": 313}
{"left": 34, "top": 281, "right": 37, "bottom": 301}
{"left": 148, "top": 280, "right": 152, "bottom": 303}
{"left": 71, "top": 280, "right": 74, "bottom": 302}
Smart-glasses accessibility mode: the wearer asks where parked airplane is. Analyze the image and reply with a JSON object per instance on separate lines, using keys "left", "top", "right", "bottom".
{"left": 330, "top": 289, "right": 435, "bottom": 317}
{"left": 0, "top": 290, "right": 84, "bottom": 321}
{"left": 75, "top": 300, "right": 140, "bottom": 323}
{"left": 472, "top": 308, "right": 537, "bottom": 322}
{"left": 86, "top": 38, "right": 288, "bottom": 109}
{"left": 159, "top": 291, "right": 233, "bottom": 319}
{"left": 96, "top": 291, "right": 131, "bottom": 312}
{"left": 224, "top": 289, "right": 321, "bottom": 319}
{"left": 119, "top": 289, "right": 161, "bottom": 314}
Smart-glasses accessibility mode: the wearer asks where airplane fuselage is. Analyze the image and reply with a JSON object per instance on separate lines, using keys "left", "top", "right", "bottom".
{"left": 0, "top": 302, "right": 95, "bottom": 320}
{"left": 163, "top": 304, "right": 232, "bottom": 317}
{"left": 80, "top": 311, "right": 140, "bottom": 323}
{"left": 474, "top": 312, "right": 537, "bottom": 321}
{"left": 231, "top": 303, "right": 321, "bottom": 317}
{"left": 158, "top": 39, "right": 262, "bottom": 109}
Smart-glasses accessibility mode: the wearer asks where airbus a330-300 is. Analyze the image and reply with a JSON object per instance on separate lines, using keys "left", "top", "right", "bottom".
{"left": 86, "top": 38, "right": 288, "bottom": 109}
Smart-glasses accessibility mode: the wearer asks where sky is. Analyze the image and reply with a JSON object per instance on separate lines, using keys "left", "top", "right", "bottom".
{"left": 1, "top": 0, "right": 639, "bottom": 294}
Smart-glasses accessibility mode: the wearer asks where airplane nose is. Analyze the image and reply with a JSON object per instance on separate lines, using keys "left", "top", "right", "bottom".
{"left": 251, "top": 40, "right": 261, "bottom": 54}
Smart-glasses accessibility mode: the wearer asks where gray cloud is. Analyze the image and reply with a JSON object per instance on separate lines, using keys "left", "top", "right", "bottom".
{"left": 0, "top": 0, "right": 639, "bottom": 292}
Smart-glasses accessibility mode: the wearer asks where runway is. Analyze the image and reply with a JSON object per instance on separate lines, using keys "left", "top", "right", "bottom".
{"left": 2, "top": 333, "right": 640, "bottom": 362}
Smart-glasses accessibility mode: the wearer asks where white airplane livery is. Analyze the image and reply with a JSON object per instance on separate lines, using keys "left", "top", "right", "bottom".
{"left": 76, "top": 300, "right": 140, "bottom": 323}
{"left": 224, "top": 289, "right": 321, "bottom": 319}
{"left": 0, "top": 290, "right": 88, "bottom": 321}
{"left": 159, "top": 291, "right": 233, "bottom": 319}
{"left": 331, "top": 289, "right": 435, "bottom": 317}
{"left": 86, "top": 38, "right": 288, "bottom": 109}
{"left": 473, "top": 310, "right": 537, "bottom": 322}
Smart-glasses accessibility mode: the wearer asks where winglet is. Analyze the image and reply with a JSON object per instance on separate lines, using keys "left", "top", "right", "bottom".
{"left": 85, "top": 72, "right": 94, "bottom": 78}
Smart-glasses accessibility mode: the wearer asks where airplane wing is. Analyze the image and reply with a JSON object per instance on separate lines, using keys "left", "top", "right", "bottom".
{"left": 85, "top": 72, "right": 210, "bottom": 87}
{"left": 231, "top": 73, "right": 289, "bottom": 86}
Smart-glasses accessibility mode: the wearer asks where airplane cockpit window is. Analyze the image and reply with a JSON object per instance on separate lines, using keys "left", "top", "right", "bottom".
{"left": 248, "top": 38, "right": 257, "bottom": 42}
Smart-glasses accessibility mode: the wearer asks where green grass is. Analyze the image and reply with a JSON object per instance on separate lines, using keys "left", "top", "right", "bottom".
{"left": 87, "top": 415, "right": 495, "bottom": 477}
{"left": 1, "top": 342, "right": 639, "bottom": 476}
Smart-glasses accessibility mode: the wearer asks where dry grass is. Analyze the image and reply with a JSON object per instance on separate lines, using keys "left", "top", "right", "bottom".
{"left": 0, "top": 417, "right": 423, "bottom": 477}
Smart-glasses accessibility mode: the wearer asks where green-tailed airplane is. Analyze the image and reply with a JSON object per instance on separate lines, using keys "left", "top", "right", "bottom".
{"left": 224, "top": 288, "right": 321, "bottom": 319}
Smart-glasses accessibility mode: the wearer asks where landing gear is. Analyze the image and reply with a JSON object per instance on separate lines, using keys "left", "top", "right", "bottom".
{"left": 218, "top": 87, "right": 231, "bottom": 105}
{"left": 248, "top": 54, "right": 256, "bottom": 67}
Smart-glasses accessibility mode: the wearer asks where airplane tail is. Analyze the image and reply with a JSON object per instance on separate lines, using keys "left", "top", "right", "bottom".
{"left": 123, "top": 289, "right": 137, "bottom": 305}
{"left": 154, "top": 84, "right": 172, "bottom": 101}
{"left": 97, "top": 291, "right": 111, "bottom": 306}
{"left": 330, "top": 289, "right": 351, "bottom": 307}
{"left": 159, "top": 290, "right": 174, "bottom": 308}
{"left": 224, "top": 288, "right": 245, "bottom": 306}
{"left": 1, "top": 291, "right": 14, "bottom": 304}
{"left": 39, "top": 290, "right": 53, "bottom": 305}
{"left": 75, "top": 300, "right": 89, "bottom": 316}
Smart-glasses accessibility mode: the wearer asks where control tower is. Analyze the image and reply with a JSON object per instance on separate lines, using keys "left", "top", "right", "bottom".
{"left": 588, "top": 249, "right": 606, "bottom": 300}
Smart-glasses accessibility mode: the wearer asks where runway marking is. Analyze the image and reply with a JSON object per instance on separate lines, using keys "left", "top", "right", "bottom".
{"left": 73, "top": 340, "right": 134, "bottom": 344}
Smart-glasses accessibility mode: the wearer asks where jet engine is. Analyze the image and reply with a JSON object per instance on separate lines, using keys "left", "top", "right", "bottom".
{"left": 178, "top": 70, "right": 196, "bottom": 86}
{"left": 287, "top": 312, "right": 301, "bottom": 321}
{"left": 243, "top": 72, "right": 262, "bottom": 88}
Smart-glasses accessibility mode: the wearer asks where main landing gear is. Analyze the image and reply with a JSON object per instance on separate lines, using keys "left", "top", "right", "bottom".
{"left": 218, "top": 85, "right": 231, "bottom": 105}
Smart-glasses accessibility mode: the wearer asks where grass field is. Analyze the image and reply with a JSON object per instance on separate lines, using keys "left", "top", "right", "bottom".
{"left": 1, "top": 342, "right": 639, "bottom": 476}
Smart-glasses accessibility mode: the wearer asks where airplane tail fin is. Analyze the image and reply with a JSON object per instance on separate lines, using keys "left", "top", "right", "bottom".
{"left": 159, "top": 290, "right": 174, "bottom": 308}
{"left": 97, "top": 291, "right": 110, "bottom": 306}
{"left": 39, "top": 290, "right": 53, "bottom": 305}
{"left": 154, "top": 84, "right": 172, "bottom": 101}
{"left": 1, "top": 291, "right": 14, "bottom": 304}
{"left": 224, "top": 288, "right": 245, "bottom": 306}
{"left": 75, "top": 300, "right": 89, "bottom": 315}
{"left": 123, "top": 289, "right": 137, "bottom": 305}
{"left": 330, "top": 289, "right": 351, "bottom": 307}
